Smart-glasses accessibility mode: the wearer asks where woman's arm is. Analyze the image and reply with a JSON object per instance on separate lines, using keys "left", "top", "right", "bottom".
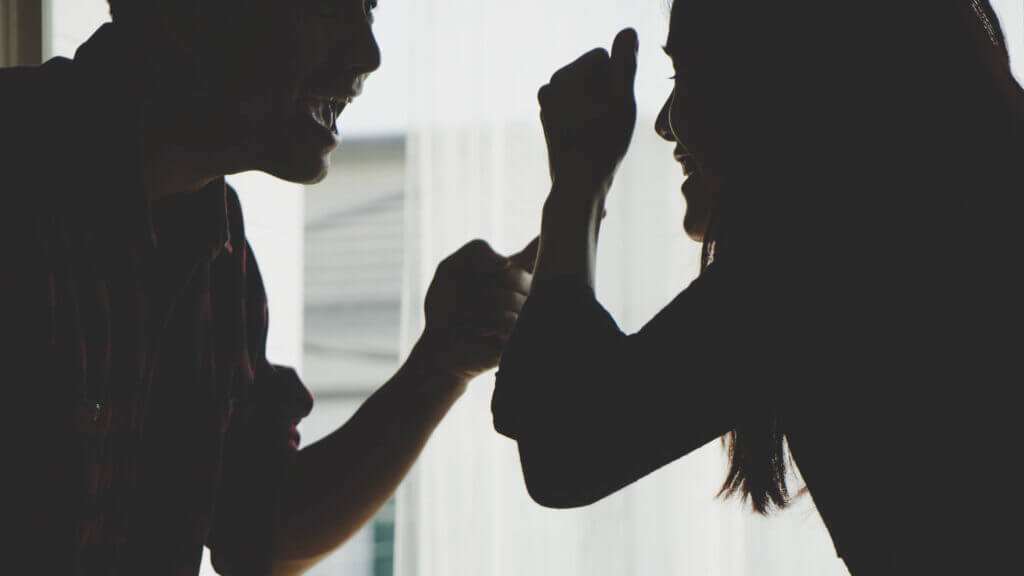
{"left": 493, "top": 268, "right": 737, "bottom": 508}
{"left": 493, "top": 29, "right": 743, "bottom": 508}
{"left": 530, "top": 29, "right": 638, "bottom": 290}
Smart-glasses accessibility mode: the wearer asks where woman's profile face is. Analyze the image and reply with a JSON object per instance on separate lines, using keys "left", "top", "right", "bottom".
{"left": 654, "top": 0, "right": 719, "bottom": 242}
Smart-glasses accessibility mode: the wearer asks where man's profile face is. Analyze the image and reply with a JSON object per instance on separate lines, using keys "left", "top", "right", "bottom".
{"left": 168, "top": 0, "right": 381, "bottom": 183}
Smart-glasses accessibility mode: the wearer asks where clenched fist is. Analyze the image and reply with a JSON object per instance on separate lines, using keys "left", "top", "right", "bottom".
{"left": 419, "top": 238, "right": 539, "bottom": 384}
{"left": 540, "top": 28, "right": 638, "bottom": 198}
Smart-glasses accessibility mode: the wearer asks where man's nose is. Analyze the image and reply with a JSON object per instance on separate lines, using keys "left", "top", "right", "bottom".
{"left": 346, "top": 22, "right": 381, "bottom": 77}
{"left": 655, "top": 95, "right": 675, "bottom": 142}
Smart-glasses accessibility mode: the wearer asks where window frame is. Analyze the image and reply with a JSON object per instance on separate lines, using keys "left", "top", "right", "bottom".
{"left": 0, "top": 0, "right": 42, "bottom": 67}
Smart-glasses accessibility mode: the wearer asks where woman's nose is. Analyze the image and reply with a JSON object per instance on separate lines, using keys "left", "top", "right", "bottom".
{"left": 655, "top": 95, "right": 675, "bottom": 142}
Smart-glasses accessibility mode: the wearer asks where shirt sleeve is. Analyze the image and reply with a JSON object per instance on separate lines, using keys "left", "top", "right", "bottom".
{"left": 207, "top": 226, "right": 314, "bottom": 574}
{"left": 491, "top": 263, "right": 768, "bottom": 506}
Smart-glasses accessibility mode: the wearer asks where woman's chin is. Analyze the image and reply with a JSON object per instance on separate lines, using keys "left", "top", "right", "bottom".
{"left": 683, "top": 219, "right": 706, "bottom": 243}
{"left": 681, "top": 174, "right": 711, "bottom": 243}
{"left": 682, "top": 208, "right": 710, "bottom": 243}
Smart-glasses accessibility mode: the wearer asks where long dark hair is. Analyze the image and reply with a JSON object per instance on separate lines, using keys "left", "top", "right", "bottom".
{"left": 685, "top": 0, "right": 1022, "bottom": 514}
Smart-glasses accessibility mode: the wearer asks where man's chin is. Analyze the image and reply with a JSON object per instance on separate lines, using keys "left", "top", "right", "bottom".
{"left": 265, "top": 156, "right": 331, "bottom": 185}
{"left": 266, "top": 159, "right": 329, "bottom": 182}
{"left": 256, "top": 114, "right": 339, "bottom": 184}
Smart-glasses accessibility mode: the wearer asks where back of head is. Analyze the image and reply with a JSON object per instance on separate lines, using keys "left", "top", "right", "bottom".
{"left": 685, "top": 1, "right": 1024, "bottom": 270}
{"left": 107, "top": 0, "right": 156, "bottom": 26}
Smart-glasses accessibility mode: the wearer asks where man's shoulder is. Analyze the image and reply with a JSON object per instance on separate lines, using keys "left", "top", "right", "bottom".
{"left": 0, "top": 57, "right": 74, "bottom": 110}
{"left": 0, "top": 58, "right": 75, "bottom": 178}
{"left": 1, "top": 58, "right": 74, "bottom": 141}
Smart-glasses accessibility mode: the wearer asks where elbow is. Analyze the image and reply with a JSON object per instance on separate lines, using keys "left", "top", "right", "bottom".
{"left": 523, "top": 473, "right": 604, "bottom": 510}
{"left": 494, "top": 370, "right": 619, "bottom": 508}
{"left": 491, "top": 371, "right": 561, "bottom": 441}
{"left": 517, "top": 438, "right": 611, "bottom": 509}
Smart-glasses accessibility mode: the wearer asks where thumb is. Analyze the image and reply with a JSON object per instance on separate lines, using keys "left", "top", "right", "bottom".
{"left": 508, "top": 236, "right": 540, "bottom": 272}
{"left": 611, "top": 28, "right": 639, "bottom": 104}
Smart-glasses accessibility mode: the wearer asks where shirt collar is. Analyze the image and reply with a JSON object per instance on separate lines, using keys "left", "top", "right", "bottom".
{"left": 153, "top": 179, "right": 233, "bottom": 261}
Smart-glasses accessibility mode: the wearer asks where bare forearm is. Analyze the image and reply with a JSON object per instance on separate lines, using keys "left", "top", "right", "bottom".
{"left": 534, "top": 182, "right": 607, "bottom": 288}
{"left": 270, "top": 334, "right": 467, "bottom": 575}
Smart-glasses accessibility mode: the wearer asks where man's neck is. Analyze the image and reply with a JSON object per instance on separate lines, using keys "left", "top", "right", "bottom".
{"left": 120, "top": 26, "right": 256, "bottom": 204}
{"left": 138, "top": 84, "right": 260, "bottom": 203}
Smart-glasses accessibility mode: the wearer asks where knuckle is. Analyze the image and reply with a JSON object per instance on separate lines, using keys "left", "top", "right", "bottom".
{"left": 463, "top": 238, "right": 491, "bottom": 254}
{"left": 538, "top": 84, "right": 550, "bottom": 103}
{"left": 577, "top": 49, "right": 610, "bottom": 73}
{"left": 437, "top": 255, "right": 457, "bottom": 273}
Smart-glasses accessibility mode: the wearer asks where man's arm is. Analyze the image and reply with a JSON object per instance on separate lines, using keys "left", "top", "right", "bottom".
{"left": 270, "top": 335, "right": 464, "bottom": 574}
{"left": 270, "top": 238, "right": 538, "bottom": 575}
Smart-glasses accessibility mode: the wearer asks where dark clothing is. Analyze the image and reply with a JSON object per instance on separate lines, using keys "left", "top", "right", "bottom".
{"left": 493, "top": 7, "right": 1023, "bottom": 573}
{"left": 2, "top": 25, "right": 312, "bottom": 574}
{"left": 494, "top": 256, "right": 1022, "bottom": 575}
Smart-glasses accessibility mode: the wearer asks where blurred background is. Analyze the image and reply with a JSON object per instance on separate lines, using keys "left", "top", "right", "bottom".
{"left": 3, "top": 1, "right": 1022, "bottom": 575}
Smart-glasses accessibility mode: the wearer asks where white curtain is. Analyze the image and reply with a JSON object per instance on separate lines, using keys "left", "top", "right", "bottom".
{"left": 395, "top": 1, "right": 850, "bottom": 575}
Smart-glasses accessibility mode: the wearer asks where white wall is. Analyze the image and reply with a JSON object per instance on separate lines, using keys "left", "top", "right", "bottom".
{"left": 226, "top": 173, "right": 305, "bottom": 370}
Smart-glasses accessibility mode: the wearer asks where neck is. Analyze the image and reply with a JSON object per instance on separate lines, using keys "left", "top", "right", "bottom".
{"left": 127, "top": 29, "right": 259, "bottom": 202}
{"left": 139, "top": 95, "right": 254, "bottom": 203}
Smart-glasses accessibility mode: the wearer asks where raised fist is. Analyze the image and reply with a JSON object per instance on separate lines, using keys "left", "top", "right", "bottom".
{"left": 539, "top": 28, "right": 638, "bottom": 197}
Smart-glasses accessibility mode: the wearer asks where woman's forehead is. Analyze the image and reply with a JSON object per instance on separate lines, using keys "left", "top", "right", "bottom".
{"left": 665, "top": 0, "right": 700, "bottom": 53}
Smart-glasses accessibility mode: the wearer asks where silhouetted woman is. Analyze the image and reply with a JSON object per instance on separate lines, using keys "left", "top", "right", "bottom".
{"left": 492, "top": 2, "right": 1023, "bottom": 574}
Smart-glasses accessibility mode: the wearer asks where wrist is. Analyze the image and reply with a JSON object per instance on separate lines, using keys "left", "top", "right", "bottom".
{"left": 404, "top": 331, "right": 470, "bottom": 397}
{"left": 543, "top": 186, "right": 605, "bottom": 224}
{"left": 537, "top": 190, "right": 604, "bottom": 289}
{"left": 549, "top": 172, "right": 611, "bottom": 203}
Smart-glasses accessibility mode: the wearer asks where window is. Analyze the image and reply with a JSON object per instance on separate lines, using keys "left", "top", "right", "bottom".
{"left": 299, "top": 136, "right": 406, "bottom": 576}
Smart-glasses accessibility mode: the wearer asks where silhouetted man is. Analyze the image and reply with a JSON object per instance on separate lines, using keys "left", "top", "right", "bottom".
{"left": 0, "top": 1, "right": 534, "bottom": 573}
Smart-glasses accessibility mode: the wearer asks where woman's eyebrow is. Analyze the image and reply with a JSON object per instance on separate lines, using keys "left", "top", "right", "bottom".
{"left": 662, "top": 34, "right": 677, "bottom": 57}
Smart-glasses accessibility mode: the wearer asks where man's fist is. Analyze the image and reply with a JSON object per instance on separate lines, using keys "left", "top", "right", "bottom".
{"left": 421, "top": 238, "right": 539, "bottom": 383}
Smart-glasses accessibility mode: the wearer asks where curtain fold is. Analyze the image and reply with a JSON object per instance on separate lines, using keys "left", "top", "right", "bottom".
{"left": 396, "top": 1, "right": 849, "bottom": 574}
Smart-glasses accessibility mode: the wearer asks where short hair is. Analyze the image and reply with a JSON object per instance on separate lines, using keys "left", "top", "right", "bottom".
{"left": 107, "top": 0, "right": 155, "bottom": 23}
{"left": 107, "top": 0, "right": 126, "bottom": 21}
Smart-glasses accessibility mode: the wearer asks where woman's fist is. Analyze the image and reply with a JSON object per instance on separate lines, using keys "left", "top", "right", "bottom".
{"left": 540, "top": 28, "right": 638, "bottom": 197}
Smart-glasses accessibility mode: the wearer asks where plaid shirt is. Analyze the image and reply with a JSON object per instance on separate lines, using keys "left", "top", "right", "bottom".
{"left": 1, "top": 24, "right": 313, "bottom": 575}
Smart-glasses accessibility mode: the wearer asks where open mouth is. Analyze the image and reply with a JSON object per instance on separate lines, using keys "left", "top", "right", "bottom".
{"left": 303, "top": 94, "right": 355, "bottom": 135}
{"left": 681, "top": 156, "right": 697, "bottom": 178}
{"left": 673, "top": 146, "right": 698, "bottom": 178}
{"left": 676, "top": 153, "right": 698, "bottom": 178}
